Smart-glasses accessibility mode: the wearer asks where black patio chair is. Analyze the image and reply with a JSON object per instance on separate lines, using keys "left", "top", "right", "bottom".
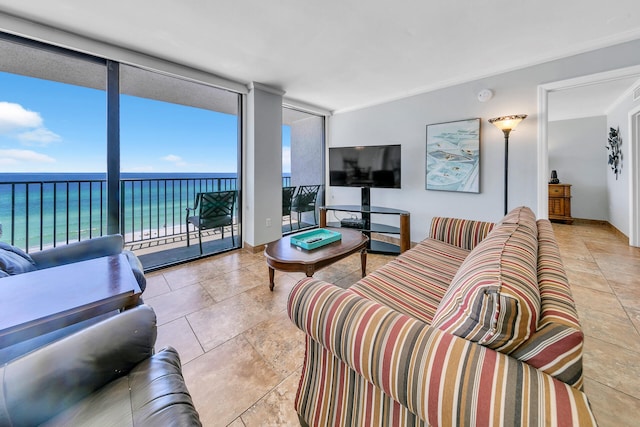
{"left": 291, "top": 185, "right": 321, "bottom": 229}
{"left": 186, "top": 190, "right": 237, "bottom": 254}
{"left": 282, "top": 186, "right": 296, "bottom": 231}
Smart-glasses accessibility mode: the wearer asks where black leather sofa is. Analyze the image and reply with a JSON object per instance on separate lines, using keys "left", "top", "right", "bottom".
{"left": 0, "top": 305, "right": 202, "bottom": 426}
{"left": 5, "top": 234, "right": 146, "bottom": 291}
{"left": 0, "top": 235, "right": 148, "bottom": 364}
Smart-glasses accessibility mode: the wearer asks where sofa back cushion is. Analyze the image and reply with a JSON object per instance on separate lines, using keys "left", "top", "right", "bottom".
{"left": 429, "top": 216, "right": 495, "bottom": 251}
{"left": 510, "top": 219, "right": 584, "bottom": 389}
{"left": 0, "top": 243, "right": 36, "bottom": 276}
{"left": 431, "top": 207, "right": 541, "bottom": 354}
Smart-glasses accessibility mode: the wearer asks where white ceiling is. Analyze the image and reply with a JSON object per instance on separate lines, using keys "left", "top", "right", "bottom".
{"left": 549, "top": 75, "right": 640, "bottom": 121}
{"left": 1, "top": 1, "right": 640, "bottom": 114}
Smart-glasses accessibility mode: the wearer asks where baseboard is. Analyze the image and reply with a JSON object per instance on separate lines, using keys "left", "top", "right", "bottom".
{"left": 571, "top": 218, "right": 609, "bottom": 226}
{"left": 242, "top": 241, "right": 266, "bottom": 254}
{"left": 606, "top": 222, "right": 629, "bottom": 243}
{"left": 571, "top": 218, "right": 629, "bottom": 244}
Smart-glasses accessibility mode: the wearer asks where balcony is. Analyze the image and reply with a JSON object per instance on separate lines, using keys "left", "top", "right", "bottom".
{"left": 0, "top": 175, "right": 301, "bottom": 270}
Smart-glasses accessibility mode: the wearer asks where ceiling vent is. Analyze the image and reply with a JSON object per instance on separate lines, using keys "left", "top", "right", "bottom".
{"left": 634, "top": 85, "right": 640, "bottom": 102}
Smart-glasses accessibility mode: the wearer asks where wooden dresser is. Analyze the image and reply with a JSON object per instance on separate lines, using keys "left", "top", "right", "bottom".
{"left": 548, "top": 184, "right": 573, "bottom": 224}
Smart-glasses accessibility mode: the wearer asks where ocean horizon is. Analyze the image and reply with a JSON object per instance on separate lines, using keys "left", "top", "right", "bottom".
{"left": 0, "top": 172, "right": 244, "bottom": 182}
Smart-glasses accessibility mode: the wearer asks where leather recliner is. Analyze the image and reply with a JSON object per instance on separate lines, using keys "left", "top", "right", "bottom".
{"left": 28, "top": 234, "right": 146, "bottom": 291}
{"left": 0, "top": 234, "right": 148, "bottom": 364}
{"left": 0, "top": 305, "right": 202, "bottom": 426}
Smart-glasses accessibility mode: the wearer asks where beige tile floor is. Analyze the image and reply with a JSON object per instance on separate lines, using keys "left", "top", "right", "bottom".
{"left": 143, "top": 222, "right": 640, "bottom": 426}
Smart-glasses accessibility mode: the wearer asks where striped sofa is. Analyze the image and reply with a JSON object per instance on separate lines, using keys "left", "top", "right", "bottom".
{"left": 287, "top": 206, "right": 596, "bottom": 426}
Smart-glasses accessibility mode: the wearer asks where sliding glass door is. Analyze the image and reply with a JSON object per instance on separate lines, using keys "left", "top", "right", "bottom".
{"left": 282, "top": 107, "right": 325, "bottom": 234}
{"left": 120, "top": 65, "right": 241, "bottom": 267}
{"left": 0, "top": 33, "right": 242, "bottom": 269}
{"left": 0, "top": 36, "right": 107, "bottom": 251}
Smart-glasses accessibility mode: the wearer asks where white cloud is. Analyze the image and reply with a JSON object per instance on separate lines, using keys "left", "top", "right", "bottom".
{"left": 0, "top": 149, "right": 55, "bottom": 163}
{"left": 0, "top": 102, "right": 43, "bottom": 133}
{"left": 162, "top": 154, "right": 182, "bottom": 162}
{"left": 0, "top": 158, "right": 18, "bottom": 165}
{"left": 162, "top": 154, "right": 187, "bottom": 167}
{"left": 17, "top": 128, "right": 62, "bottom": 146}
{"left": 0, "top": 102, "right": 61, "bottom": 148}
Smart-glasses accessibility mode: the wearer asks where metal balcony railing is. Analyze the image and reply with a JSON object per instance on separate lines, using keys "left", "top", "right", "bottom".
{"left": 119, "top": 176, "right": 238, "bottom": 244}
{"left": 0, "top": 175, "right": 292, "bottom": 252}
{"left": 0, "top": 179, "right": 108, "bottom": 251}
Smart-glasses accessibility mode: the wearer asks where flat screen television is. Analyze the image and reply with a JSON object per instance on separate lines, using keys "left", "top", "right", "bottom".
{"left": 329, "top": 144, "right": 401, "bottom": 188}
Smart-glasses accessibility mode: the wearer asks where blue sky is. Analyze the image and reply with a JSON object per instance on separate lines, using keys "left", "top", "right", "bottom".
{"left": 0, "top": 71, "right": 291, "bottom": 174}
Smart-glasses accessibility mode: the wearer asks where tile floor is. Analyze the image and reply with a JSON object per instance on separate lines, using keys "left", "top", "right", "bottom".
{"left": 143, "top": 221, "right": 640, "bottom": 426}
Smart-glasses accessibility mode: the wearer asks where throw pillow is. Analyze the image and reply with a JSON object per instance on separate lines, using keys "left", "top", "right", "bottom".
{"left": 431, "top": 208, "right": 540, "bottom": 354}
{"left": 0, "top": 242, "right": 37, "bottom": 276}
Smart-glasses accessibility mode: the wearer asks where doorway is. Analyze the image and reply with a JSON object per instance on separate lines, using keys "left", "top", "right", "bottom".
{"left": 630, "top": 106, "right": 640, "bottom": 246}
{"left": 538, "top": 65, "right": 640, "bottom": 247}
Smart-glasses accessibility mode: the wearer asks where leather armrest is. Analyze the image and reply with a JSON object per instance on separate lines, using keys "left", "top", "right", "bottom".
{"left": 123, "top": 250, "right": 147, "bottom": 292}
{"left": 30, "top": 235, "right": 125, "bottom": 270}
{"left": 0, "top": 305, "right": 157, "bottom": 426}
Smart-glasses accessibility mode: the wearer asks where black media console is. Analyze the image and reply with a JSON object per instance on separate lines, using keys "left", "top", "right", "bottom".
{"left": 320, "top": 189, "right": 410, "bottom": 255}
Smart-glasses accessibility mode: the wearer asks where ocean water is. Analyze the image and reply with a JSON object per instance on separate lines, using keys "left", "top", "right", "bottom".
{"left": 0, "top": 172, "right": 250, "bottom": 250}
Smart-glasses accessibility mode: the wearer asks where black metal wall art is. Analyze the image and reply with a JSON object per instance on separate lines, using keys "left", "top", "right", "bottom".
{"left": 607, "top": 127, "right": 622, "bottom": 180}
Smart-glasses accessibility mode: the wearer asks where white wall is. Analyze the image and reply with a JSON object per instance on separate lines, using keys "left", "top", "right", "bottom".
{"left": 329, "top": 39, "right": 640, "bottom": 243}
{"left": 606, "top": 92, "right": 640, "bottom": 234}
{"left": 245, "top": 83, "right": 284, "bottom": 247}
{"left": 548, "top": 116, "right": 608, "bottom": 220}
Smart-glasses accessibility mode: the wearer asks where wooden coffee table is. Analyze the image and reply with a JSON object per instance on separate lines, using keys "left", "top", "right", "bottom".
{"left": 264, "top": 227, "right": 368, "bottom": 291}
{"left": 0, "top": 254, "right": 142, "bottom": 349}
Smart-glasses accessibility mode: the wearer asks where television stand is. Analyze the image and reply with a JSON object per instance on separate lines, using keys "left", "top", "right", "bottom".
{"left": 319, "top": 204, "right": 410, "bottom": 255}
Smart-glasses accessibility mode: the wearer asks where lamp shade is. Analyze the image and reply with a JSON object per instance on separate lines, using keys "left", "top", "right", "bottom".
{"left": 488, "top": 114, "right": 527, "bottom": 131}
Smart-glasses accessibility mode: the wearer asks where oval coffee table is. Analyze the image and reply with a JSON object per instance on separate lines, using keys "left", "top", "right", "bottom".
{"left": 264, "top": 227, "right": 369, "bottom": 291}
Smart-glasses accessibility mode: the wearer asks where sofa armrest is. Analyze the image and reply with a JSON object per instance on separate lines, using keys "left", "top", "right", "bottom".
{"left": 30, "top": 235, "right": 125, "bottom": 270}
{"left": 123, "top": 249, "right": 147, "bottom": 292}
{"left": 429, "top": 216, "right": 495, "bottom": 250}
{"left": 0, "top": 305, "right": 157, "bottom": 426}
{"left": 288, "top": 279, "right": 596, "bottom": 426}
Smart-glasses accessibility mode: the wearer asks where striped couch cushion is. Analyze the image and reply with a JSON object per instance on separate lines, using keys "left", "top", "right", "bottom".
{"left": 431, "top": 207, "right": 541, "bottom": 354}
{"left": 510, "top": 219, "right": 584, "bottom": 388}
{"left": 500, "top": 205, "right": 538, "bottom": 231}
{"left": 350, "top": 238, "right": 470, "bottom": 324}
{"left": 429, "top": 216, "right": 495, "bottom": 250}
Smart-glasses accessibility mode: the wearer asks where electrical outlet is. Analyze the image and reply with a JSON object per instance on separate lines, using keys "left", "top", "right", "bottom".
{"left": 266, "top": 218, "right": 272, "bottom": 227}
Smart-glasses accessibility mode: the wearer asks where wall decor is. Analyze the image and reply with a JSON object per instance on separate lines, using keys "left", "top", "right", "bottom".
{"left": 607, "top": 126, "right": 622, "bottom": 180}
{"left": 426, "top": 118, "right": 480, "bottom": 193}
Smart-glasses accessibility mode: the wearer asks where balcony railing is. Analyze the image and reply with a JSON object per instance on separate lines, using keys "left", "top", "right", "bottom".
{"left": 0, "top": 175, "right": 292, "bottom": 252}
{"left": 1, "top": 179, "right": 108, "bottom": 251}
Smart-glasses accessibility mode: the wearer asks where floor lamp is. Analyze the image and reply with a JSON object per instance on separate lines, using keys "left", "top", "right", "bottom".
{"left": 488, "top": 114, "right": 527, "bottom": 215}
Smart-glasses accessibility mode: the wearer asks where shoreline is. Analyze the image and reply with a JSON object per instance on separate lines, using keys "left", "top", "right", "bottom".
{"left": 9, "top": 218, "right": 241, "bottom": 253}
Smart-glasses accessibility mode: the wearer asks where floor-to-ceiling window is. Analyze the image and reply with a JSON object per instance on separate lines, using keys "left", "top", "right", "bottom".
{"left": 119, "top": 65, "right": 241, "bottom": 267}
{"left": 0, "top": 36, "right": 107, "bottom": 251}
{"left": 282, "top": 107, "right": 325, "bottom": 234}
{"left": 0, "top": 33, "right": 242, "bottom": 268}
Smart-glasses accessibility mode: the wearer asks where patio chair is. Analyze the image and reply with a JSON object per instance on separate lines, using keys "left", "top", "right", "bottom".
{"left": 282, "top": 186, "right": 296, "bottom": 231}
{"left": 291, "top": 185, "right": 321, "bottom": 229}
{"left": 186, "top": 190, "right": 237, "bottom": 254}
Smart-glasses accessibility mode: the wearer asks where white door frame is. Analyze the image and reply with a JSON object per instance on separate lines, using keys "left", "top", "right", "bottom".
{"left": 629, "top": 105, "right": 640, "bottom": 246}
{"left": 537, "top": 65, "right": 640, "bottom": 246}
